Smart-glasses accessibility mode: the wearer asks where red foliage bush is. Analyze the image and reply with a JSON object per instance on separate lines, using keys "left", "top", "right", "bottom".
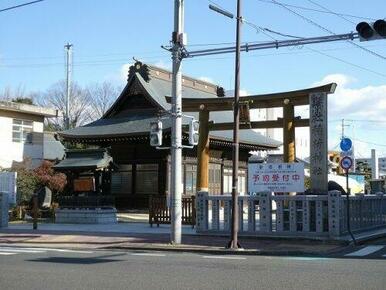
{"left": 33, "top": 161, "right": 67, "bottom": 192}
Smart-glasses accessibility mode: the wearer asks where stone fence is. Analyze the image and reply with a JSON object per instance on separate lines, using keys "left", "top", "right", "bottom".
{"left": 0, "top": 192, "right": 9, "bottom": 228}
{"left": 196, "top": 191, "right": 386, "bottom": 238}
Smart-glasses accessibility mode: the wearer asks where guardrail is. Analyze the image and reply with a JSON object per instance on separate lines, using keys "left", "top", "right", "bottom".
{"left": 196, "top": 191, "right": 386, "bottom": 238}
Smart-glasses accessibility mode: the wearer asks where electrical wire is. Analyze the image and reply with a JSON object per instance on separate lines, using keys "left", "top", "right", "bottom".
{"left": 352, "top": 138, "right": 386, "bottom": 147}
{"left": 0, "top": 0, "right": 45, "bottom": 13}
{"left": 255, "top": 0, "right": 376, "bottom": 21}
{"left": 305, "top": 0, "right": 356, "bottom": 25}
{"left": 269, "top": 0, "right": 386, "bottom": 61}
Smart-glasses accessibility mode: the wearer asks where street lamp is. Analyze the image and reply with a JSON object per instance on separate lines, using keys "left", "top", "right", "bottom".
{"left": 209, "top": 1, "right": 242, "bottom": 250}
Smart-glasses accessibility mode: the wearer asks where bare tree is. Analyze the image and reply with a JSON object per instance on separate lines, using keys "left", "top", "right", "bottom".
{"left": 0, "top": 85, "right": 35, "bottom": 103}
{"left": 85, "top": 81, "right": 120, "bottom": 120}
{"left": 40, "top": 80, "right": 92, "bottom": 130}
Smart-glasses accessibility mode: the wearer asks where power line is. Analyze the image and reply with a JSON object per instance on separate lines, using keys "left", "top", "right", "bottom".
{"left": 0, "top": 0, "right": 45, "bottom": 13}
{"left": 305, "top": 46, "right": 386, "bottom": 78}
{"left": 352, "top": 138, "right": 386, "bottom": 147}
{"left": 269, "top": 0, "right": 386, "bottom": 62}
{"left": 305, "top": 0, "right": 356, "bottom": 25}
{"left": 240, "top": 10, "right": 386, "bottom": 78}
{"left": 255, "top": 0, "right": 376, "bottom": 21}
{"left": 345, "top": 119, "right": 386, "bottom": 124}
{"left": 2, "top": 43, "right": 384, "bottom": 63}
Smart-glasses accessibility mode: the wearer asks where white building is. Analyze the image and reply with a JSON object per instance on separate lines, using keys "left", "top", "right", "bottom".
{"left": 0, "top": 101, "right": 58, "bottom": 169}
{"left": 265, "top": 106, "right": 310, "bottom": 160}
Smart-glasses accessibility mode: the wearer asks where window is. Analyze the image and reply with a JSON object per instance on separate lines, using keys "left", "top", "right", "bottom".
{"left": 12, "top": 119, "right": 33, "bottom": 143}
{"left": 209, "top": 163, "right": 221, "bottom": 195}
{"left": 136, "top": 164, "right": 158, "bottom": 194}
{"left": 223, "top": 168, "right": 247, "bottom": 195}
{"left": 111, "top": 164, "right": 132, "bottom": 194}
{"left": 185, "top": 164, "right": 197, "bottom": 195}
{"left": 223, "top": 168, "right": 232, "bottom": 195}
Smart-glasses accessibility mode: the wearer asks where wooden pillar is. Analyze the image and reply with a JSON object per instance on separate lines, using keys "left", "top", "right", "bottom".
{"left": 283, "top": 101, "right": 295, "bottom": 163}
{"left": 196, "top": 109, "right": 210, "bottom": 192}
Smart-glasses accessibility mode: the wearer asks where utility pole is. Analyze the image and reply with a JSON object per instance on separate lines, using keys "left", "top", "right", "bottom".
{"left": 170, "top": 0, "right": 184, "bottom": 244}
{"left": 229, "top": 0, "right": 242, "bottom": 250}
{"left": 64, "top": 43, "right": 73, "bottom": 130}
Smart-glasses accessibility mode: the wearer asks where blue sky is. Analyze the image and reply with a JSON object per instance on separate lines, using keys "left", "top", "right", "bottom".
{"left": 1, "top": 0, "right": 386, "bottom": 157}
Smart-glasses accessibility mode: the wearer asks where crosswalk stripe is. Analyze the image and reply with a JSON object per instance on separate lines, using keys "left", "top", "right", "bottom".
{"left": 0, "top": 248, "right": 45, "bottom": 253}
{"left": 202, "top": 256, "right": 246, "bottom": 260}
{"left": 345, "top": 246, "right": 384, "bottom": 257}
{"left": 0, "top": 252, "right": 17, "bottom": 255}
{"left": 0, "top": 247, "right": 93, "bottom": 254}
{"left": 131, "top": 253, "right": 166, "bottom": 257}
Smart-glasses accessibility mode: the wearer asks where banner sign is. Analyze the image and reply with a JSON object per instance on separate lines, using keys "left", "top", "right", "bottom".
{"left": 248, "top": 163, "right": 305, "bottom": 193}
{"left": 0, "top": 172, "right": 17, "bottom": 204}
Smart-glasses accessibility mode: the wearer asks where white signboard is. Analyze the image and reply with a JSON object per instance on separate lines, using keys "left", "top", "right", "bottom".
{"left": 0, "top": 172, "right": 17, "bottom": 204}
{"left": 248, "top": 163, "right": 305, "bottom": 193}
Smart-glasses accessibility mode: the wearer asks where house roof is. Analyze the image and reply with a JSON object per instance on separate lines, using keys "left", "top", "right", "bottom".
{"left": 0, "top": 101, "right": 58, "bottom": 117}
{"left": 60, "top": 62, "right": 282, "bottom": 149}
{"left": 53, "top": 148, "right": 113, "bottom": 171}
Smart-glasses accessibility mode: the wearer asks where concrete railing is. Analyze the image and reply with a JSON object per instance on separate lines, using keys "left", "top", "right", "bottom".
{"left": 196, "top": 191, "right": 386, "bottom": 238}
{"left": 0, "top": 192, "right": 9, "bottom": 228}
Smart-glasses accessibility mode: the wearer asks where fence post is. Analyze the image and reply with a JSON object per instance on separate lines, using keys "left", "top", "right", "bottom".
{"left": 259, "top": 192, "right": 272, "bottom": 232}
{"left": 302, "top": 197, "right": 310, "bottom": 232}
{"left": 238, "top": 197, "right": 244, "bottom": 232}
{"left": 248, "top": 195, "right": 256, "bottom": 232}
{"left": 212, "top": 199, "right": 220, "bottom": 231}
{"left": 275, "top": 199, "right": 284, "bottom": 232}
{"left": 224, "top": 199, "right": 232, "bottom": 231}
{"left": 289, "top": 200, "right": 297, "bottom": 232}
{"left": 0, "top": 192, "right": 9, "bottom": 228}
{"left": 328, "top": 190, "right": 342, "bottom": 237}
{"left": 196, "top": 191, "right": 208, "bottom": 232}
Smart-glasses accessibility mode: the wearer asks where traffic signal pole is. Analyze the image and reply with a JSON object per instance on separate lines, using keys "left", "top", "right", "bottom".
{"left": 184, "top": 32, "right": 359, "bottom": 58}
{"left": 170, "top": 0, "right": 184, "bottom": 245}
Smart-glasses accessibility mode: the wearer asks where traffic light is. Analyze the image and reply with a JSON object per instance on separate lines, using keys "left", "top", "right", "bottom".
{"left": 356, "top": 19, "right": 386, "bottom": 41}
{"left": 150, "top": 120, "right": 162, "bottom": 147}
{"left": 189, "top": 119, "right": 199, "bottom": 146}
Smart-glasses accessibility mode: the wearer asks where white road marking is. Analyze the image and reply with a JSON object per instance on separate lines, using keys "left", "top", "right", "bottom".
{"left": 0, "top": 248, "right": 45, "bottom": 253}
{"left": 23, "top": 248, "right": 93, "bottom": 254}
{"left": 131, "top": 253, "right": 166, "bottom": 257}
{"left": 345, "top": 246, "right": 384, "bottom": 257}
{"left": 0, "top": 252, "right": 17, "bottom": 255}
{"left": 202, "top": 256, "right": 246, "bottom": 260}
{"left": 0, "top": 247, "right": 93, "bottom": 254}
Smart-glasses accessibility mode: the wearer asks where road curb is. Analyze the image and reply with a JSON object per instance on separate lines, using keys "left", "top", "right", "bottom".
{"left": 102, "top": 244, "right": 345, "bottom": 257}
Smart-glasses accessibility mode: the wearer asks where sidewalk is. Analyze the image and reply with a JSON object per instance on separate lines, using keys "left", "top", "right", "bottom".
{"left": 0, "top": 221, "right": 347, "bottom": 256}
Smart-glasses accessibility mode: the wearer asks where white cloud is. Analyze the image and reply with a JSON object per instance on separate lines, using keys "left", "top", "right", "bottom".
{"left": 314, "top": 73, "right": 386, "bottom": 157}
{"left": 119, "top": 62, "right": 132, "bottom": 82}
{"left": 224, "top": 89, "right": 249, "bottom": 97}
{"left": 198, "top": 76, "right": 214, "bottom": 84}
{"left": 153, "top": 60, "right": 172, "bottom": 70}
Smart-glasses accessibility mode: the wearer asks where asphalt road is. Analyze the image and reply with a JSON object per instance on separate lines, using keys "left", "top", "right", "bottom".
{"left": 0, "top": 246, "right": 385, "bottom": 290}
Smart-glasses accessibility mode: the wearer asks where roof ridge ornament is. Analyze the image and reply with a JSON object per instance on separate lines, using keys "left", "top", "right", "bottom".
{"left": 129, "top": 61, "right": 151, "bottom": 82}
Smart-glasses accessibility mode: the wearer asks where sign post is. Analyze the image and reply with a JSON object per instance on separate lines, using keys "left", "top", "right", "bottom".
{"left": 248, "top": 163, "right": 305, "bottom": 193}
{"left": 339, "top": 154, "right": 356, "bottom": 244}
